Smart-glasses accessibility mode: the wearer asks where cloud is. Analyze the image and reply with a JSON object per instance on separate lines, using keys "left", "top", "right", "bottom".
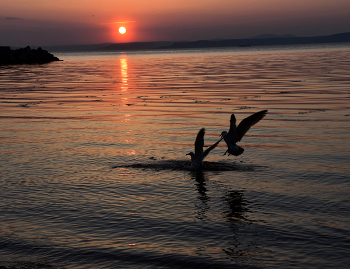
{"left": 5, "top": 17, "right": 21, "bottom": 20}
{"left": 100, "top": 21, "right": 136, "bottom": 26}
{"left": 116, "top": 21, "right": 136, "bottom": 24}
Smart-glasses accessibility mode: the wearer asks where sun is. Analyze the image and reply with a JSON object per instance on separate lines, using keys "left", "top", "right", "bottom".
{"left": 119, "top": 27, "right": 126, "bottom": 34}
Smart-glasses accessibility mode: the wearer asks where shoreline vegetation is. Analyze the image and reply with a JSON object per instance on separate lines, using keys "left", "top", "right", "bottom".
{"left": 0, "top": 46, "right": 60, "bottom": 65}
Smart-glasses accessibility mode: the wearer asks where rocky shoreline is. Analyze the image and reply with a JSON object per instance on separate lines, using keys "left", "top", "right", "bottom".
{"left": 0, "top": 46, "right": 60, "bottom": 65}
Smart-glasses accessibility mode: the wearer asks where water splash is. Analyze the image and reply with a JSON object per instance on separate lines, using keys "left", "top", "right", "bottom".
{"left": 113, "top": 160, "right": 265, "bottom": 172}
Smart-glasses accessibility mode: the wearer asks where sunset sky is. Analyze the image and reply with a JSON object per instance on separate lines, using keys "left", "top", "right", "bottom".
{"left": 1, "top": 0, "right": 350, "bottom": 47}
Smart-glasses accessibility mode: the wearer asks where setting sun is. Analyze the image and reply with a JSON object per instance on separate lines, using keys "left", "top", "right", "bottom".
{"left": 119, "top": 27, "right": 126, "bottom": 34}
{"left": 111, "top": 22, "right": 134, "bottom": 42}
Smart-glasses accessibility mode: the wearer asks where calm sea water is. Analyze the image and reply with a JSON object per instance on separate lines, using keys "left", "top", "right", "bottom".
{"left": 1, "top": 44, "right": 350, "bottom": 268}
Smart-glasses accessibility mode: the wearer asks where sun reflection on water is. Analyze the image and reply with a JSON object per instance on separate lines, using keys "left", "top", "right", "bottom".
{"left": 120, "top": 58, "right": 128, "bottom": 92}
{"left": 127, "top": 150, "right": 136, "bottom": 155}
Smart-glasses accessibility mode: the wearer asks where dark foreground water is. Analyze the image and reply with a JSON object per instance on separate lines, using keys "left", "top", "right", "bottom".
{"left": 1, "top": 44, "right": 350, "bottom": 268}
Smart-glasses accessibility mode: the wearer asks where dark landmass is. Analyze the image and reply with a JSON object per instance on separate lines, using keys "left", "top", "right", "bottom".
{"left": 159, "top": 32, "right": 350, "bottom": 49}
{"left": 249, "top": 34, "right": 297, "bottom": 39}
{"left": 37, "top": 31, "right": 350, "bottom": 52}
{"left": 41, "top": 41, "right": 173, "bottom": 52}
{"left": 41, "top": 43, "right": 114, "bottom": 52}
{"left": 100, "top": 41, "right": 174, "bottom": 51}
{"left": 0, "top": 46, "right": 60, "bottom": 65}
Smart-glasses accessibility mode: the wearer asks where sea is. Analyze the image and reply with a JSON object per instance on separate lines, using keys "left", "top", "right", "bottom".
{"left": 0, "top": 43, "right": 349, "bottom": 269}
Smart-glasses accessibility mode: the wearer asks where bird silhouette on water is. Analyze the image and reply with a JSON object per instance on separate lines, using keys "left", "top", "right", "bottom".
{"left": 221, "top": 110, "right": 268, "bottom": 156}
{"left": 187, "top": 128, "right": 222, "bottom": 167}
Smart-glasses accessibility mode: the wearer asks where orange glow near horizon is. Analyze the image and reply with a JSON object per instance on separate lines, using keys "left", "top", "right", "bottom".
{"left": 111, "top": 21, "right": 135, "bottom": 43}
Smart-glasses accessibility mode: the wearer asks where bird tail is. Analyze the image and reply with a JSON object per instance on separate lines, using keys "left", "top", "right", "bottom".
{"left": 235, "top": 146, "right": 244, "bottom": 156}
{"left": 226, "top": 145, "right": 244, "bottom": 156}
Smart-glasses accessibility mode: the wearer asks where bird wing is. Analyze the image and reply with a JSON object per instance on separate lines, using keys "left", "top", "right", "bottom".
{"left": 194, "top": 128, "right": 205, "bottom": 157}
{"left": 236, "top": 110, "right": 268, "bottom": 142}
{"left": 226, "top": 114, "right": 238, "bottom": 143}
{"left": 203, "top": 137, "right": 223, "bottom": 159}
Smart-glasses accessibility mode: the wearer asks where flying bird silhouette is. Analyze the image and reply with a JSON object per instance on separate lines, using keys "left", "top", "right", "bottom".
{"left": 187, "top": 128, "right": 222, "bottom": 167}
{"left": 221, "top": 110, "right": 268, "bottom": 156}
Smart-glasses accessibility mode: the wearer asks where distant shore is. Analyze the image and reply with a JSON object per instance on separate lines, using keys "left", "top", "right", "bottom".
{"left": 158, "top": 32, "right": 350, "bottom": 50}
{"left": 38, "top": 31, "right": 350, "bottom": 52}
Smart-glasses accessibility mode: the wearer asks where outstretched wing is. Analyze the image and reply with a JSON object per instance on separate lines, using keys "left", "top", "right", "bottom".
{"left": 236, "top": 110, "right": 268, "bottom": 142}
{"left": 226, "top": 114, "right": 238, "bottom": 143}
{"left": 227, "top": 114, "right": 236, "bottom": 135}
{"left": 195, "top": 128, "right": 205, "bottom": 157}
{"left": 203, "top": 137, "right": 223, "bottom": 159}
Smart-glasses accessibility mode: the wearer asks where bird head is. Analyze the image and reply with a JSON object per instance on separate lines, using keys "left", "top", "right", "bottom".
{"left": 186, "top": 152, "right": 195, "bottom": 160}
{"left": 220, "top": 131, "right": 228, "bottom": 139}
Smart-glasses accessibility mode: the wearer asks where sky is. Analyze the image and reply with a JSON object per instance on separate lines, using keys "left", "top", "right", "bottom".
{"left": 1, "top": 0, "right": 350, "bottom": 47}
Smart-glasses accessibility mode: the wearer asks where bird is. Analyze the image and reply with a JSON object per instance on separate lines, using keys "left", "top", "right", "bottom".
{"left": 221, "top": 110, "right": 268, "bottom": 156}
{"left": 187, "top": 128, "right": 222, "bottom": 167}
